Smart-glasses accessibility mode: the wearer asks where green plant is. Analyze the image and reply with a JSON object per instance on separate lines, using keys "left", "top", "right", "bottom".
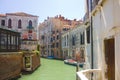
{"left": 37, "top": 44, "right": 40, "bottom": 51}
{"left": 33, "top": 50, "right": 40, "bottom": 55}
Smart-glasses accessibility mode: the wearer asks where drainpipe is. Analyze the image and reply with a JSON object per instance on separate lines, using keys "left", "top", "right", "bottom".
{"left": 90, "top": 0, "right": 94, "bottom": 80}
{"left": 90, "top": 0, "right": 94, "bottom": 70}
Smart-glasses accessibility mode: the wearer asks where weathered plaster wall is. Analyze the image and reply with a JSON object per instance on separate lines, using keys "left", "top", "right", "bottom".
{"left": 115, "top": 33, "right": 120, "bottom": 80}
{"left": 92, "top": 0, "right": 120, "bottom": 80}
{"left": 0, "top": 52, "right": 23, "bottom": 80}
{"left": 32, "top": 54, "right": 40, "bottom": 70}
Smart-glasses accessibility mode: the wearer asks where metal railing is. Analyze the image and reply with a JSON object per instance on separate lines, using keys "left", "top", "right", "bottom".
{"left": 77, "top": 69, "right": 102, "bottom": 80}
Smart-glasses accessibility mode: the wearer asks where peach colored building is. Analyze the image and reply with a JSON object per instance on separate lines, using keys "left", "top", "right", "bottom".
{"left": 38, "top": 15, "right": 82, "bottom": 59}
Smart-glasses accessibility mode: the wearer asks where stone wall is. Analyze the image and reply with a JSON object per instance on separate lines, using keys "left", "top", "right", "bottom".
{"left": 0, "top": 52, "right": 23, "bottom": 80}
{"left": 32, "top": 54, "right": 40, "bottom": 70}
{"left": 22, "top": 52, "right": 40, "bottom": 71}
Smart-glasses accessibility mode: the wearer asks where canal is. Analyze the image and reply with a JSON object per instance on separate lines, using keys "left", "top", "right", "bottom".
{"left": 18, "top": 58, "right": 77, "bottom": 80}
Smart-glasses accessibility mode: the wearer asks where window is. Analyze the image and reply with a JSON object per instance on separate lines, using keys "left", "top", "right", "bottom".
{"left": 56, "top": 30, "right": 59, "bottom": 33}
{"left": 1, "top": 20, "right": 5, "bottom": 26}
{"left": 0, "top": 29, "right": 20, "bottom": 52}
{"left": 28, "top": 20, "right": 33, "bottom": 29}
{"left": 52, "top": 44, "right": 55, "bottom": 48}
{"left": 53, "top": 36, "right": 55, "bottom": 40}
{"left": 1, "top": 33, "right": 7, "bottom": 49}
{"left": 64, "top": 37, "right": 66, "bottom": 46}
{"left": 29, "top": 20, "right": 32, "bottom": 26}
{"left": 62, "top": 28, "right": 68, "bottom": 31}
{"left": 56, "top": 43, "right": 59, "bottom": 48}
{"left": 25, "top": 57, "right": 31, "bottom": 68}
{"left": 18, "top": 20, "right": 22, "bottom": 29}
{"left": 51, "top": 38, "right": 53, "bottom": 42}
{"left": 80, "top": 32, "right": 85, "bottom": 45}
{"left": 41, "top": 35, "right": 44, "bottom": 39}
{"left": 52, "top": 31, "right": 55, "bottom": 34}
{"left": 86, "top": 26, "right": 90, "bottom": 43}
{"left": 57, "top": 35, "right": 59, "bottom": 39}
{"left": 68, "top": 21, "right": 71, "bottom": 25}
{"left": 8, "top": 19, "right": 12, "bottom": 28}
{"left": 81, "top": 50, "right": 84, "bottom": 58}
{"left": 72, "top": 36, "right": 75, "bottom": 46}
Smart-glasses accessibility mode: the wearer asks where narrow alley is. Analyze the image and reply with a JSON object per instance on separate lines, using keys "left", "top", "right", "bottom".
{"left": 18, "top": 58, "right": 76, "bottom": 80}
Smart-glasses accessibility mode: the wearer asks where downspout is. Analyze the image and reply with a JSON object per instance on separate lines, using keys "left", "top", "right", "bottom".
{"left": 90, "top": 0, "right": 94, "bottom": 70}
{"left": 90, "top": 0, "right": 94, "bottom": 80}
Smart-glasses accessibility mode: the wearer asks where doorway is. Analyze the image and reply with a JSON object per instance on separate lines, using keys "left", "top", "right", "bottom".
{"left": 104, "top": 38, "right": 115, "bottom": 80}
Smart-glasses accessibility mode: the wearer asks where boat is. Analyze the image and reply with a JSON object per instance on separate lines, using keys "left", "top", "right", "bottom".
{"left": 47, "top": 56, "right": 54, "bottom": 59}
{"left": 64, "top": 59, "right": 84, "bottom": 67}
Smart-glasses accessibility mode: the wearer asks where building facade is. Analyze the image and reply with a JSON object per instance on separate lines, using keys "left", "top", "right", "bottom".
{"left": 39, "top": 18, "right": 53, "bottom": 57}
{"left": 62, "top": 24, "right": 85, "bottom": 62}
{"left": 77, "top": 0, "right": 120, "bottom": 80}
{"left": 0, "top": 12, "right": 38, "bottom": 50}
{"left": 39, "top": 15, "right": 81, "bottom": 59}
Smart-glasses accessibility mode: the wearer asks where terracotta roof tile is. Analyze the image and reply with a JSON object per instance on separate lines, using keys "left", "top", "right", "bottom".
{"left": 0, "top": 14, "right": 6, "bottom": 17}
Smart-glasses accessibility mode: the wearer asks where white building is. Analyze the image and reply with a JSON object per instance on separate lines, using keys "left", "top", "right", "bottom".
{"left": 77, "top": 0, "right": 120, "bottom": 80}
{"left": 0, "top": 12, "right": 38, "bottom": 50}
{"left": 0, "top": 12, "right": 38, "bottom": 39}
{"left": 62, "top": 24, "right": 85, "bottom": 61}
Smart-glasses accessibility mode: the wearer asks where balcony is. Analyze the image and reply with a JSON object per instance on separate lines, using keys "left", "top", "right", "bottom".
{"left": 77, "top": 69, "right": 102, "bottom": 80}
{"left": 27, "top": 26, "right": 34, "bottom": 29}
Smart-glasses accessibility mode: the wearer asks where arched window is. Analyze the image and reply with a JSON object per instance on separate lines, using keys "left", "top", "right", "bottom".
{"left": 8, "top": 19, "right": 12, "bottom": 28}
{"left": 18, "top": 20, "right": 22, "bottom": 29}
{"left": 28, "top": 20, "right": 33, "bottom": 29}
{"left": 29, "top": 20, "right": 32, "bottom": 27}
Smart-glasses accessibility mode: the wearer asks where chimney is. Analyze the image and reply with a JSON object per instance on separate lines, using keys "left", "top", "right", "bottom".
{"left": 47, "top": 16, "right": 49, "bottom": 19}
{"left": 59, "top": 14, "right": 61, "bottom": 18}
{"left": 74, "top": 19, "right": 76, "bottom": 21}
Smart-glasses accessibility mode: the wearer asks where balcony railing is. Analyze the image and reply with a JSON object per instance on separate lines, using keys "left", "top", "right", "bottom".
{"left": 27, "top": 26, "right": 34, "bottom": 29}
{"left": 77, "top": 69, "right": 102, "bottom": 80}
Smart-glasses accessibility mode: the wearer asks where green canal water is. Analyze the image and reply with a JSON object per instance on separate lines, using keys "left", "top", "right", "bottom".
{"left": 18, "top": 58, "right": 77, "bottom": 80}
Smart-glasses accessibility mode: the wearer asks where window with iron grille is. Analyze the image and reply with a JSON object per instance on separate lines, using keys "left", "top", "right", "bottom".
{"left": 8, "top": 19, "right": 12, "bottom": 28}
{"left": 86, "top": 26, "right": 90, "bottom": 43}
{"left": 1, "top": 20, "right": 5, "bottom": 26}
{"left": 18, "top": 20, "right": 22, "bottom": 29}
{"left": 80, "top": 32, "right": 85, "bottom": 45}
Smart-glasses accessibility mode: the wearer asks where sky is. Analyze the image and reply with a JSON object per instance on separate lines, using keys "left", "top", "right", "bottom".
{"left": 0, "top": 0, "right": 85, "bottom": 23}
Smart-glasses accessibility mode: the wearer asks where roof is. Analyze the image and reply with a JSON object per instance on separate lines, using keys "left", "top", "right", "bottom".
{"left": 6, "top": 12, "right": 38, "bottom": 17}
{"left": 0, "top": 14, "right": 6, "bottom": 17}
{"left": 0, "top": 27, "right": 20, "bottom": 34}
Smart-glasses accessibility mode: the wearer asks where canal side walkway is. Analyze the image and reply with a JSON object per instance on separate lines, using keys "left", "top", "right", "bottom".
{"left": 18, "top": 58, "right": 76, "bottom": 80}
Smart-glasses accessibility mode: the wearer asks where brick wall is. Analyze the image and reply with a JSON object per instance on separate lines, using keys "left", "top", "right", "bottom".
{"left": 0, "top": 52, "right": 23, "bottom": 80}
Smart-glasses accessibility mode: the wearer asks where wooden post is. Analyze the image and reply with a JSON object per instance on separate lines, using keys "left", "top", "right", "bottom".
{"left": 75, "top": 51, "right": 81, "bottom": 80}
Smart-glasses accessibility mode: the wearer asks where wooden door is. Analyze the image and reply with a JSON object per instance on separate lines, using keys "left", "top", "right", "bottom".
{"left": 104, "top": 38, "right": 115, "bottom": 80}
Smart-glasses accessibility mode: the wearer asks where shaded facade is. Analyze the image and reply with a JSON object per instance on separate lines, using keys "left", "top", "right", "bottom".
{"left": 62, "top": 24, "right": 85, "bottom": 62}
